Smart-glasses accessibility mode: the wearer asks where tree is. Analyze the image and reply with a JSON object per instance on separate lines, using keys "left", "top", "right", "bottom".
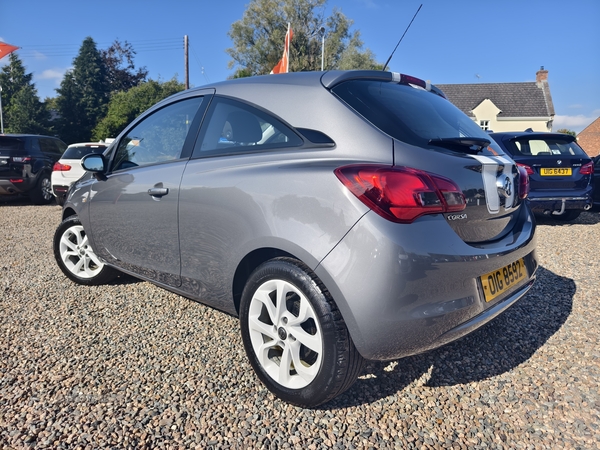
{"left": 6, "top": 84, "right": 49, "bottom": 134}
{"left": 55, "top": 37, "right": 109, "bottom": 144}
{"left": 556, "top": 128, "right": 576, "bottom": 137}
{"left": 93, "top": 78, "right": 185, "bottom": 141}
{"left": 0, "top": 53, "right": 49, "bottom": 133}
{"left": 101, "top": 40, "right": 148, "bottom": 94}
{"left": 227, "top": 0, "right": 381, "bottom": 76}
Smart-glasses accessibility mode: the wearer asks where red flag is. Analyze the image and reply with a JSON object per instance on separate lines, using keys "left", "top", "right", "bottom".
{"left": 0, "top": 42, "right": 19, "bottom": 60}
{"left": 271, "top": 24, "right": 293, "bottom": 74}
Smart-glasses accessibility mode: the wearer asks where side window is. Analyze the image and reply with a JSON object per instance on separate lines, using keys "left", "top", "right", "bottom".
{"left": 40, "top": 138, "right": 62, "bottom": 155}
{"left": 193, "top": 97, "right": 302, "bottom": 157}
{"left": 112, "top": 96, "right": 203, "bottom": 171}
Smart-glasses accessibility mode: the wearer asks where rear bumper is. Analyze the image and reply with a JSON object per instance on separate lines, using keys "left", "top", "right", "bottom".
{"left": 316, "top": 206, "right": 538, "bottom": 361}
{"left": 52, "top": 184, "right": 70, "bottom": 198}
{"left": 527, "top": 193, "right": 593, "bottom": 212}
{"left": 0, "top": 179, "right": 35, "bottom": 195}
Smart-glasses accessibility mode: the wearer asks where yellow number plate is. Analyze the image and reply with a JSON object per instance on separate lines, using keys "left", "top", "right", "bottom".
{"left": 480, "top": 258, "right": 528, "bottom": 302}
{"left": 540, "top": 167, "right": 572, "bottom": 176}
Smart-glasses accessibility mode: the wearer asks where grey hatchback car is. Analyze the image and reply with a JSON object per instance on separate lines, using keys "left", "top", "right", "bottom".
{"left": 54, "top": 70, "right": 537, "bottom": 407}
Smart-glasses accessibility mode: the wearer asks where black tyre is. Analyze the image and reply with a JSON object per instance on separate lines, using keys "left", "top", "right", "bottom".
{"left": 30, "top": 173, "right": 53, "bottom": 205}
{"left": 239, "top": 257, "right": 365, "bottom": 408}
{"left": 56, "top": 194, "right": 66, "bottom": 207}
{"left": 53, "top": 215, "right": 119, "bottom": 285}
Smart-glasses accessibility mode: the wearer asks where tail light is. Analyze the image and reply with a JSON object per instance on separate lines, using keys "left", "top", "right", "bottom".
{"left": 517, "top": 166, "right": 529, "bottom": 200}
{"left": 516, "top": 163, "right": 534, "bottom": 176}
{"left": 53, "top": 162, "right": 71, "bottom": 172}
{"left": 580, "top": 161, "right": 594, "bottom": 175}
{"left": 334, "top": 165, "right": 466, "bottom": 223}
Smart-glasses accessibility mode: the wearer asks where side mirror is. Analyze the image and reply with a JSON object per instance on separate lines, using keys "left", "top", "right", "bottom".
{"left": 82, "top": 154, "right": 106, "bottom": 172}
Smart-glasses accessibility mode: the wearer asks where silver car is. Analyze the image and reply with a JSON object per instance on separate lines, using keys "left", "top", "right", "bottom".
{"left": 54, "top": 70, "right": 537, "bottom": 407}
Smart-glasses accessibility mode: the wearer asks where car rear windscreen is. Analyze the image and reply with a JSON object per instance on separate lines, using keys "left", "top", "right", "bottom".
{"left": 331, "top": 80, "right": 504, "bottom": 154}
{"left": 506, "top": 137, "right": 587, "bottom": 157}
{"left": 0, "top": 137, "right": 26, "bottom": 152}
{"left": 62, "top": 145, "right": 107, "bottom": 159}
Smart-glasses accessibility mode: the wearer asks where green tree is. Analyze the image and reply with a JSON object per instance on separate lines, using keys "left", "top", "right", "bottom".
{"left": 0, "top": 53, "right": 49, "bottom": 133}
{"left": 6, "top": 84, "right": 49, "bottom": 134}
{"left": 55, "top": 37, "right": 109, "bottom": 144}
{"left": 227, "top": 0, "right": 380, "bottom": 76}
{"left": 92, "top": 78, "right": 185, "bottom": 141}
{"left": 556, "top": 128, "right": 576, "bottom": 137}
{"left": 101, "top": 39, "right": 148, "bottom": 94}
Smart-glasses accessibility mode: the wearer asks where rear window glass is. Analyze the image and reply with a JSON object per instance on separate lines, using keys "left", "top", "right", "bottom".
{"left": 332, "top": 80, "right": 502, "bottom": 153}
{"left": 0, "top": 137, "right": 26, "bottom": 151}
{"left": 62, "top": 145, "right": 107, "bottom": 159}
{"left": 508, "top": 137, "right": 586, "bottom": 157}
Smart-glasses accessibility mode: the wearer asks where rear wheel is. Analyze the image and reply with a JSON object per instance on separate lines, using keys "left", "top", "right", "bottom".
{"left": 53, "top": 215, "right": 119, "bottom": 285}
{"left": 30, "top": 174, "right": 53, "bottom": 205}
{"left": 239, "top": 257, "right": 364, "bottom": 408}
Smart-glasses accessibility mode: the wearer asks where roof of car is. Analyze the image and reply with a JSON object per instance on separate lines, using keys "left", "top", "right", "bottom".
{"left": 489, "top": 131, "right": 575, "bottom": 139}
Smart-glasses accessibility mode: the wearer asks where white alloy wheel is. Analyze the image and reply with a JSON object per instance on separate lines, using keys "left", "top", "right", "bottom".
{"left": 59, "top": 224, "right": 105, "bottom": 279}
{"left": 247, "top": 278, "right": 323, "bottom": 389}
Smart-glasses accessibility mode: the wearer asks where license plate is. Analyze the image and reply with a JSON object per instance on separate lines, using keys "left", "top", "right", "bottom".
{"left": 480, "top": 258, "right": 527, "bottom": 302}
{"left": 540, "top": 167, "right": 572, "bottom": 176}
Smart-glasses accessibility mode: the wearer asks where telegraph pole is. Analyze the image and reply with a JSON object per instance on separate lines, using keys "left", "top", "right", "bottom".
{"left": 184, "top": 35, "right": 189, "bottom": 89}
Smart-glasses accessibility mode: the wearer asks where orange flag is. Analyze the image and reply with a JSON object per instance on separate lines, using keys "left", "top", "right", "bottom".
{"left": 0, "top": 42, "right": 19, "bottom": 60}
{"left": 271, "top": 24, "right": 293, "bottom": 74}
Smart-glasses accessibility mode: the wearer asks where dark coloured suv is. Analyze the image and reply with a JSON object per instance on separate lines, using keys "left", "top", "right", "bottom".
{"left": 0, "top": 134, "right": 67, "bottom": 204}
{"left": 489, "top": 131, "right": 594, "bottom": 221}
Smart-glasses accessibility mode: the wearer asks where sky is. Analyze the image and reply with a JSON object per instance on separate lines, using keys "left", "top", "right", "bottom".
{"left": 1, "top": 0, "right": 599, "bottom": 133}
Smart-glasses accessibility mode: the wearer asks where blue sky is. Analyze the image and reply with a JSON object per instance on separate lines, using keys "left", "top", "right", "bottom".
{"left": 1, "top": 0, "right": 599, "bottom": 133}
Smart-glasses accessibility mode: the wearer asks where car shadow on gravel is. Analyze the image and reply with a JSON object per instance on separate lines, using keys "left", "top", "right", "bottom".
{"left": 326, "top": 265, "right": 574, "bottom": 409}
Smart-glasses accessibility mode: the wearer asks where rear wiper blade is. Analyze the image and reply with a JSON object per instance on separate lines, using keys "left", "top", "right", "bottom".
{"left": 428, "top": 137, "right": 490, "bottom": 154}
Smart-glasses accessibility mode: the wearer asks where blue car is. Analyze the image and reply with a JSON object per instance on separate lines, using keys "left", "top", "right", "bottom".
{"left": 489, "top": 131, "right": 594, "bottom": 221}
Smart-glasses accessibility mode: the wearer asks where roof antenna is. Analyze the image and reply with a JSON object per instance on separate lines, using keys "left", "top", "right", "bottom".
{"left": 382, "top": 4, "right": 423, "bottom": 72}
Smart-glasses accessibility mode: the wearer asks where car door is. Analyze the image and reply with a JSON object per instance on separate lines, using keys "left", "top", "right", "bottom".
{"left": 87, "top": 94, "right": 208, "bottom": 287}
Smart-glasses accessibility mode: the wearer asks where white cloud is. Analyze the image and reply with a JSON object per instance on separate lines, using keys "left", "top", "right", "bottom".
{"left": 553, "top": 114, "right": 599, "bottom": 133}
{"left": 39, "top": 68, "right": 68, "bottom": 81}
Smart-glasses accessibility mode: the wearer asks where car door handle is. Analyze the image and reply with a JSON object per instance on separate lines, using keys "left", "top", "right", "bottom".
{"left": 148, "top": 187, "right": 169, "bottom": 197}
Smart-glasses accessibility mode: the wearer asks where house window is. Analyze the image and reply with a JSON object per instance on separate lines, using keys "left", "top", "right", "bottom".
{"left": 479, "top": 120, "right": 490, "bottom": 130}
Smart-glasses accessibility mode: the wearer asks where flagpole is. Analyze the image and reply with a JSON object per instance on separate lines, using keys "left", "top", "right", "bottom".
{"left": 0, "top": 85, "right": 4, "bottom": 134}
{"left": 286, "top": 23, "right": 290, "bottom": 73}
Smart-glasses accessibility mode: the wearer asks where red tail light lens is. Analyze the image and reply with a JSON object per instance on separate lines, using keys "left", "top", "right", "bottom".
{"left": 334, "top": 165, "right": 466, "bottom": 223}
{"left": 53, "top": 162, "right": 71, "bottom": 172}
{"left": 580, "top": 161, "right": 594, "bottom": 175}
{"left": 516, "top": 163, "right": 534, "bottom": 176}
{"left": 517, "top": 166, "right": 529, "bottom": 200}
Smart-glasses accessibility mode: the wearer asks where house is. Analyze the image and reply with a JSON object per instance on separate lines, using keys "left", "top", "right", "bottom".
{"left": 436, "top": 68, "right": 555, "bottom": 133}
{"left": 577, "top": 117, "right": 600, "bottom": 157}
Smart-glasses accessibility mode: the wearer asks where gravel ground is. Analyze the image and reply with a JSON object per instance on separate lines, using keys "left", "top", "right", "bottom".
{"left": 1, "top": 197, "right": 599, "bottom": 449}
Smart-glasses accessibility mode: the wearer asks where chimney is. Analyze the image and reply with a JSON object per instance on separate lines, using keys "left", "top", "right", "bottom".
{"left": 536, "top": 66, "right": 548, "bottom": 86}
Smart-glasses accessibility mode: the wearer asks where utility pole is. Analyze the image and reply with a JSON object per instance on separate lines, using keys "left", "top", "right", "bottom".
{"left": 184, "top": 35, "right": 189, "bottom": 89}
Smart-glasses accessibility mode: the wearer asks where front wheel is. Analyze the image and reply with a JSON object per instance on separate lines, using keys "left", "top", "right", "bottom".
{"left": 53, "top": 215, "right": 119, "bottom": 285}
{"left": 239, "top": 257, "right": 364, "bottom": 408}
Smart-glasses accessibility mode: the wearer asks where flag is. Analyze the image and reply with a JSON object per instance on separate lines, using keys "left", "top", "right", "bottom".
{"left": 0, "top": 42, "right": 19, "bottom": 60}
{"left": 270, "top": 23, "right": 293, "bottom": 74}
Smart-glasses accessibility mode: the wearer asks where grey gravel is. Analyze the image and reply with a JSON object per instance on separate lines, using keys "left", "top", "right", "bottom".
{"left": 1, "top": 197, "right": 599, "bottom": 449}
